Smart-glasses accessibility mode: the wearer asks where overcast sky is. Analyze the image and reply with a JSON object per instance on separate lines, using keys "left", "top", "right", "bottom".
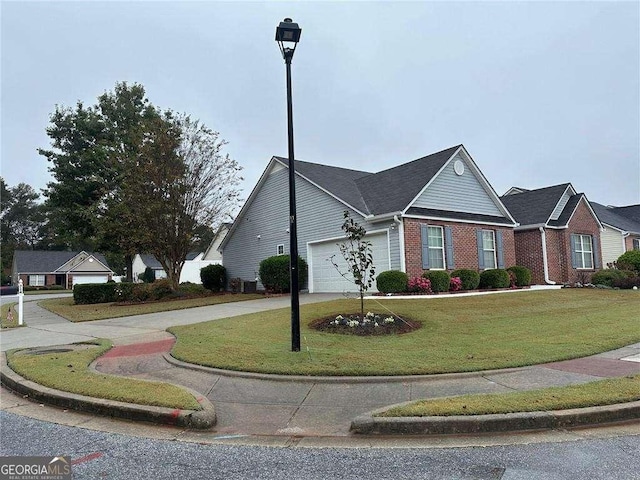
{"left": 2, "top": 1, "right": 639, "bottom": 209}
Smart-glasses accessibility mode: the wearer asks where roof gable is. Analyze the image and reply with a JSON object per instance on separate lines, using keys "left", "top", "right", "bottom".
{"left": 13, "top": 250, "right": 112, "bottom": 274}
{"left": 501, "top": 183, "right": 575, "bottom": 227}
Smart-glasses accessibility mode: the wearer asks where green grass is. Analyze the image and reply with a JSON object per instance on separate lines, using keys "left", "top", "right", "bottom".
{"left": 39, "top": 293, "right": 265, "bottom": 322}
{"left": 7, "top": 339, "right": 201, "bottom": 410}
{"left": 378, "top": 375, "right": 640, "bottom": 416}
{"left": 168, "top": 289, "right": 640, "bottom": 376}
{"left": 1, "top": 302, "right": 20, "bottom": 328}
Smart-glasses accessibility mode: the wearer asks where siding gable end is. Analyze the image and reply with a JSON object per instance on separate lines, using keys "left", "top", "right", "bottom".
{"left": 410, "top": 151, "right": 503, "bottom": 217}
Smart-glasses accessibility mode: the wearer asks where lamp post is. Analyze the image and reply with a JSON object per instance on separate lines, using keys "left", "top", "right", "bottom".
{"left": 276, "top": 18, "right": 302, "bottom": 352}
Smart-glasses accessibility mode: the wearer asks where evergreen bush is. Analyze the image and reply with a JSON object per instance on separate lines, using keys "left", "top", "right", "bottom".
{"left": 422, "top": 270, "right": 451, "bottom": 293}
{"left": 450, "top": 269, "right": 480, "bottom": 290}
{"left": 259, "top": 255, "right": 308, "bottom": 293}
{"left": 376, "top": 270, "right": 408, "bottom": 294}
{"left": 506, "top": 266, "right": 532, "bottom": 287}
{"left": 200, "top": 264, "right": 226, "bottom": 292}
{"left": 479, "top": 269, "right": 511, "bottom": 289}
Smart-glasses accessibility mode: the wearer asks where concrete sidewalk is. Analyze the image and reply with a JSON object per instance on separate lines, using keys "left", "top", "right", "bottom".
{"left": 1, "top": 292, "right": 639, "bottom": 437}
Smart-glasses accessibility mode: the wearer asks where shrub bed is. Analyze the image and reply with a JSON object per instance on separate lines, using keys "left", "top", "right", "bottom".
{"left": 422, "top": 271, "right": 450, "bottom": 293}
{"left": 376, "top": 270, "right": 408, "bottom": 294}
{"left": 479, "top": 269, "right": 511, "bottom": 289}
{"left": 591, "top": 269, "right": 629, "bottom": 288}
{"left": 507, "top": 266, "right": 532, "bottom": 287}
{"left": 259, "top": 255, "right": 308, "bottom": 293}
{"left": 74, "top": 283, "right": 118, "bottom": 305}
{"left": 450, "top": 269, "right": 480, "bottom": 290}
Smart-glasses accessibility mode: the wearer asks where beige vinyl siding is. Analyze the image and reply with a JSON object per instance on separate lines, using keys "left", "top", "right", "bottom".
{"left": 600, "top": 226, "right": 625, "bottom": 267}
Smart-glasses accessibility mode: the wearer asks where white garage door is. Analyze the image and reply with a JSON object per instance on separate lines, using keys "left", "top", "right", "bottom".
{"left": 309, "top": 232, "right": 390, "bottom": 293}
{"left": 72, "top": 275, "right": 109, "bottom": 285}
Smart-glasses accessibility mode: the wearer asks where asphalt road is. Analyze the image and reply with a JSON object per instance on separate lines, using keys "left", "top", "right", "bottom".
{"left": 1, "top": 411, "right": 639, "bottom": 480}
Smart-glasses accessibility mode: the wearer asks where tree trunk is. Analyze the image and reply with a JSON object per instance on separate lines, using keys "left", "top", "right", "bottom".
{"left": 125, "top": 254, "right": 133, "bottom": 282}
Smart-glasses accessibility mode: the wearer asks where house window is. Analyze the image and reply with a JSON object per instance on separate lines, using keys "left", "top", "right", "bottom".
{"left": 572, "top": 234, "right": 594, "bottom": 269}
{"left": 427, "top": 226, "right": 445, "bottom": 269}
{"left": 29, "top": 275, "right": 45, "bottom": 286}
{"left": 481, "top": 230, "right": 497, "bottom": 269}
{"left": 634, "top": 238, "right": 640, "bottom": 251}
{"left": 277, "top": 244, "right": 285, "bottom": 255}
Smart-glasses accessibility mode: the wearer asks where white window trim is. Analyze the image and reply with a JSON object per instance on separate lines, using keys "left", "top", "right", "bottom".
{"left": 482, "top": 230, "right": 497, "bottom": 270}
{"left": 29, "top": 274, "right": 45, "bottom": 286}
{"left": 427, "top": 225, "right": 446, "bottom": 270}
{"left": 276, "top": 244, "right": 285, "bottom": 255}
{"left": 575, "top": 234, "right": 594, "bottom": 269}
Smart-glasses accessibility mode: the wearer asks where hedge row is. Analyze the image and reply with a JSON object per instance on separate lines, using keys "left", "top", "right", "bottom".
{"left": 375, "top": 266, "right": 532, "bottom": 294}
{"left": 73, "top": 280, "right": 209, "bottom": 305}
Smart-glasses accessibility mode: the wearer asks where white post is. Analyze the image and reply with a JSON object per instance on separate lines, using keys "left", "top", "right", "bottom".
{"left": 18, "top": 278, "right": 24, "bottom": 326}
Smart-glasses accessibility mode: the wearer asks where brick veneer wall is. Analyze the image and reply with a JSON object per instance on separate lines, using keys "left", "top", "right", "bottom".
{"left": 624, "top": 235, "right": 640, "bottom": 253}
{"left": 403, "top": 218, "right": 516, "bottom": 279}
{"left": 512, "top": 198, "right": 602, "bottom": 285}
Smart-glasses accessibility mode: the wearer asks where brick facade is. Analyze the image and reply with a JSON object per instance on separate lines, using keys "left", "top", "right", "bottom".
{"left": 403, "top": 218, "right": 516, "bottom": 279}
{"left": 513, "top": 198, "right": 602, "bottom": 285}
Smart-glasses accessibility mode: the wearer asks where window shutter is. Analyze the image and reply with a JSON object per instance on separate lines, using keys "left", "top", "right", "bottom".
{"left": 570, "top": 234, "right": 578, "bottom": 268}
{"left": 496, "top": 230, "right": 504, "bottom": 269}
{"left": 444, "top": 226, "right": 454, "bottom": 270}
{"left": 592, "top": 235, "right": 601, "bottom": 269}
{"left": 476, "top": 229, "right": 485, "bottom": 270}
{"left": 421, "top": 224, "right": 430, "bottom": 269}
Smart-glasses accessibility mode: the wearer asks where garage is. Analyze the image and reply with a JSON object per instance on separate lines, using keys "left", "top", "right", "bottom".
{"left": 308, "top": 231, "right": 390, "bottom": 293}
{"left": 72, "top": 275, "right": 109, "bottom": 286}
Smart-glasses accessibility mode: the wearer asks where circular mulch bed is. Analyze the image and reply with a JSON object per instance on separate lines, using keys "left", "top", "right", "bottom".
{"left": 309, "top": 313, "right": 421, "bottom": 336}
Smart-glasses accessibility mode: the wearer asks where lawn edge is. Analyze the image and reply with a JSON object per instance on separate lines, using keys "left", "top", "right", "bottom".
{"left": 0, "top": 352, "right": 216, "bottom": 429}
{"left": 350, "top": 400, "right": 640, "bottom": 435}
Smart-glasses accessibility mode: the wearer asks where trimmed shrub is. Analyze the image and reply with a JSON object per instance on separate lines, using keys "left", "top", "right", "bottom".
{"left": 376, "top": 270, "right": 408, "bottom": 294}
{"left": 200, "top": 264, "right": 226, "bottom": 292}
{"left": 73, "top": 283, "right": 117, "bottom": 305}
{"left": 151, "top": 279, "right": 174, "bottom": 300}
{"left": 450, "top": 269, "right": 480, "bottom": 290}
{"left": 612, "top": 274, "right": 640, "bottom": 289}
{"left": 507, "top": 265, "right": 532, "bottom": 287}
{"left": 591, "top": 269, "right": 628, "bottom": 288}
{"left": 178, "top": 282, "right": 208, "bottom": 296}
{"left": 114, "top": 282, "right": 135, "bottom": 301}
{"left": 259, "top": 255, "right": 308, "bottom": 293}
{"left": 422, "top": 270, "right": 450, "bottom": 293}
{"left": 479, "top": 269, "right": 511, "bottom": 289}
{"left": 616, "top": 250, "right": 640, "bottom": 273}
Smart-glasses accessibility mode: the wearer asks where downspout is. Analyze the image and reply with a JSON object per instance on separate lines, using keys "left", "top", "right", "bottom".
{"left": 539, "top": 226, "right": 556, "bottom": 284}
{"left": 394, "top": 215, "right": 406, "bottom": 273}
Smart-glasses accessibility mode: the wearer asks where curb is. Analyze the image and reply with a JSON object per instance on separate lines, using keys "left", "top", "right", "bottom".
{"left": 0, "top": 352, "right": 216, "bottom": 430}
{"left": 350, "top": 400, "right": 640, "bottom": 435}
{"left": 163, "top": 353, "right": 528, "bottom": 384}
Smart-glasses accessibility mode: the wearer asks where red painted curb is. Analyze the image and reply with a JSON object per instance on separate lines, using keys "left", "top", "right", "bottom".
{"left": 101, "top": 339, "right": 175, "bottom": 359}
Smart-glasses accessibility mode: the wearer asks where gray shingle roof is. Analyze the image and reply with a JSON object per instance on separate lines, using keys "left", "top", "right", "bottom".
{"left": 275, "top": 157, "right": 372, "bottom": 214}
{"left": 591, "top": 202, "right": 640, "bottom": 233}
{"left": 13, "top": 250, "right": 111, "bottom": 273}
{"left": 140, "top": 252, "right": 201, "bottom": 269}
{"left": 277, "top": 145, "right": 465, "bottom": 216}
{"left": 500, "top": 184, "right": 571, "bottom": 226}
{"left": 612, "top": 204, "right": 640, "bottom": 224}
{"left": 405, "top": 207, "right": 514, "bottom": 225}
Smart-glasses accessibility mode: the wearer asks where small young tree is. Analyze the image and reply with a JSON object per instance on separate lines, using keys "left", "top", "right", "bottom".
{"left": 330, "top": 211, "right": 375, "bottom": 319}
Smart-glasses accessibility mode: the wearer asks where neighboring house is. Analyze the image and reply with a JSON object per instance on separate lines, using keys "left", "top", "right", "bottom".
{"left": 202, "top": 223, "right": 232, "bottom": 262}
{"left": 12, "top": 250, "right": 114, "bottom": 288}
{"left": 501, "top": 184, "right": 603, "bottom": 285}
{"left": 221, "top": 145, "right": 518, "bottom": 293}
{"left": 132, "top": 252, "right": 219, "bottom": 284}
{"left": 590, "top": 202, "right": 640, "bottom": 266}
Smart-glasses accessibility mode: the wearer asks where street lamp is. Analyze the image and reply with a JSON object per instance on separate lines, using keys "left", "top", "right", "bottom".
{"left": 275, "top": 18, "right": 302, "bottom": 352}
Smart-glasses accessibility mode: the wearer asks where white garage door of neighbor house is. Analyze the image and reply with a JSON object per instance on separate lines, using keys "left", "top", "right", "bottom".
{"left": 309, "top": 232, "right": 390, "bottom": 293}
{"left": 72, "top": 275, "right": 109, "bottom": 285}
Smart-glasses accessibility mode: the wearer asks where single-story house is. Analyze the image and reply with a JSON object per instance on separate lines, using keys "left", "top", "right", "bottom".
{"left": 202, "top": 223, "right": 232, "bottom": 262}
{"left": 501, "top": 184, "right": 603, "bottom": 285}
{"left": 590, "top": 202, "right": 640, "bottom": 266}
{"left": 12, "top": 250, "right": 114, "bottom": 288}
{"left": 132, "top": 252, "right": 220, "bottom": 284}
{"left": 221, "top": 145, "right": 518, "bottom": 293}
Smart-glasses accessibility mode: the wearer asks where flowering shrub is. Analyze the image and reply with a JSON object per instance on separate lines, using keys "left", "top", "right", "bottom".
{"left": 408, "top": 277, "right": 432, "bottom": 294}
{"left": 449, "top": 276, "right": 462, "bottom": 292}
{"left": 383, "top": 316, "right": 395, "bottom": 324}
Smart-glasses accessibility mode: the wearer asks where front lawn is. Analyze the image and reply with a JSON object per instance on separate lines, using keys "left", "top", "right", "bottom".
{"left": 168, "top": 289, "right": 640, "bottom": 376}
{"left": 39, "top": 293, "right": 265, "bottom": 322}
{"left": 1, "top": 302, "right": 20, "bottom": 328}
